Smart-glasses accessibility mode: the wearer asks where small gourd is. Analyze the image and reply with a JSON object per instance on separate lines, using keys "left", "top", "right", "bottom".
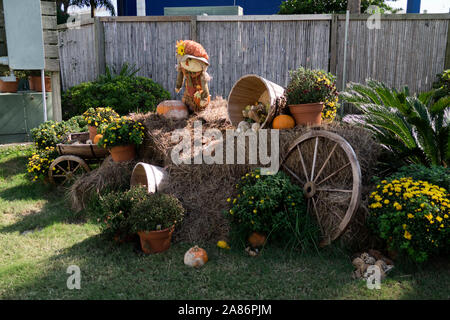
{"left": 251, "top": 122, "right": 261, "bottom": 132}
{"left": 93, "top": 134, "right": 103, "bottom": 145}
{"left": 236, "top": 121, "right": 250, "bottom": 133}
{"left": 184, "top": 245, "right": 208, "bottom": 268}
{"left": 272, "top": 115, "right": 295, "bottom": 129}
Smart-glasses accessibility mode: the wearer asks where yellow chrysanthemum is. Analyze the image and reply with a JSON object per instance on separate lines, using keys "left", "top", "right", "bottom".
{"left": 404, "top": 230, "right": 412, "bottom": 240}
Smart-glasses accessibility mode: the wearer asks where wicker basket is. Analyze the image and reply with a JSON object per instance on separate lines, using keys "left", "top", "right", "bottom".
{"left": 227, "top": 74, "right": 285, "bottom": 128}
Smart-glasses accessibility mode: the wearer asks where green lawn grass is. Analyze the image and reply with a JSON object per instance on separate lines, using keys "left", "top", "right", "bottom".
{"left": 0, "top": 144, "right": 449, "bottom": 299}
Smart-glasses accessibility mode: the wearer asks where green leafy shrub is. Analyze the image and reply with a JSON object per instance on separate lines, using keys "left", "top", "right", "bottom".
{"left": 128, "top": 191, "right": 184, "bottom": 232}
{"left": 226, "top": 169, "right": 319, "bottom": 249}
{"left": 342, "top": 80, "right": 450, "bottom": 167}
{"left": 285, "top": 67, "right": 340, "bottom": 121}
{"left": 89, "top": 187, "right": 184, "bottom": 238}
{"left": 89, "top": 188, "right": 137, "bottom": 238}
{"left": 432, "top": 69, "right": 450, "bottom": 101}
{"left": 278, "top": 0, "right": 399, "bottom": 14}
{"left": 65, "top": 115, "right": 88, "bottom": 132}
{"left": 368, "top": 177, "right": 450, "bottom": 263}
{"left": 98, "top": 117, "right": 145, "bottom": 147}
{"left": 389, "top": 164, "right": 450, "bottom": 192}
{"left": 30, "top": 117, "right": 86, "bottom": 150}
{"left": 62, "top": 64, "right": 171, "bottom": 119}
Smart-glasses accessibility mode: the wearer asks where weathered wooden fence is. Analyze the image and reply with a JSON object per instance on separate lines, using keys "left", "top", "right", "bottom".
{"left": 332, "top": 14, "right": 450, "bottom": 93}
{"left": 57, "top": 14, "right": 450, "bottom": 98}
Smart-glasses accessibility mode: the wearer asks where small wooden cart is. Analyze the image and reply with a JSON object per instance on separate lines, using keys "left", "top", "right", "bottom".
{"left": 48, "top": 132, "right": 109, "bottom": 185}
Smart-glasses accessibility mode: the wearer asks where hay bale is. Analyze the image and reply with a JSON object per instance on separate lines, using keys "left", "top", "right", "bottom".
{"left": 70, "top": 96, "right": 381, "bottom": 249}
{"left": 133, "top": 96, "right": 232, "bottom": 167}
{"left": 68, "top": 156, "right": 137, "bottom": 212}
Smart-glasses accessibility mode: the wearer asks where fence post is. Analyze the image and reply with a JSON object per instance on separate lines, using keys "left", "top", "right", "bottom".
{"left": 94, "top": 17, "right": 105, "bottom": 76}
{"left": 190, "top": 16, "right": 197, "bottom": 41}
{"left": 50, "top": 72, "right": 62, "bottom": 121}
{"left": 329, "top": 14, "right": 338, "bottom": 75}
{"left": 445, "top": 18, "right": 450, "bottom": 70}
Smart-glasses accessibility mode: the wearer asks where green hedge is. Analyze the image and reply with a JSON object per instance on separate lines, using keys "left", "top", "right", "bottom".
{"left": 389, "top": 164, "right": 450, "bottom": 192}
{"left": 62, "top": 73, "right": 171, "bottom": 119}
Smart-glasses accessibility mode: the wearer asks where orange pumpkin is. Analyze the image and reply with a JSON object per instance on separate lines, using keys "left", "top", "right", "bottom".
{"left": 272, "top": 115, "right": 295, "bottom": 129}
{"left": 156, "top": 100, "right": 189, "bottom": 120}
{"left": 184, "top": 245, "right": 208, "bottom": 268}
{"left": 93, "top": 134, "right": 103, "bottom": 145}
{"left": 248, "top": 232, "right": 267, "bottom": 248}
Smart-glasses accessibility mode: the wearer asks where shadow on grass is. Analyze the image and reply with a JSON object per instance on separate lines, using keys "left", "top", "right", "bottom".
{"left": 0, "top": 232, "right": 355, "bottom": 300}
{"left": 0, "top": 234, "right": 196, "bottom": 299}
{"left": 395, "top": 256, "right": 450, "bottom": 300}
{"left": 0, "top": 156, "right": 30, "bottom": 179}
{"left": 0, "top": 181, "right": 56, "bottom": 202}
{"left": 0, "top": 184, "right": 85, "bottom": 234}
{"left": 2, "top": 228, "right": 450, "bottom": 300}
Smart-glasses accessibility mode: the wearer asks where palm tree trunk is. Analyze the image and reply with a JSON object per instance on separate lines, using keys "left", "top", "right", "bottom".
{"left": 61, "top": 0, "right": 70, "bottom": 14}
{"left": 347, "top": 0, "right": 361, "bottom": 13}
{"left": 90, "top": 0, "right": 96, "bottom": 17}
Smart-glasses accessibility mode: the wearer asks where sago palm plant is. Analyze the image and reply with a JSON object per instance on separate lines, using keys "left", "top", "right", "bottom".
{"left": 341, "top": 80, "right": 450, "bottom": 167}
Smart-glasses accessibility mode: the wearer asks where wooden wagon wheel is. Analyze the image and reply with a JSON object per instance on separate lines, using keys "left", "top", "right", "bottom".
{"left": 48, "top": 155, "right": 90, "bottom": 186}
{"left": 281, "top": 130, "right": 361, "bottom": 247}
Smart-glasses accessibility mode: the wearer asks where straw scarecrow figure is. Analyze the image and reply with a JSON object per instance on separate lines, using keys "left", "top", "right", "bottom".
{"left": 175, "top": 40, "right": 211, "bottom": 112}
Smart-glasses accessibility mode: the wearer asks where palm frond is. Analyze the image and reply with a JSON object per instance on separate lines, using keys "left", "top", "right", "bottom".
{"left": 342, "top": 81, "right": 450, "bottom": 167}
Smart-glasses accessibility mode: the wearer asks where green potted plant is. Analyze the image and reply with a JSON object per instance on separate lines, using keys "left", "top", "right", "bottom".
{"left": 82, "top": 107, "right": 120, "bottom": 141}
{"left": 27, "top": 70, "right": 51, "bottom": 92}
{"left": 91, "top": 188, "right": 136, "bottom": 243}
{"left": 128, "top": 190, "right": 184, "bottom": 254}
{"left": 285, "top": 67, "right": 339, "bottom": 126}
{"left": 98, "top": 116, "right": 145, "bottom": 162}
{"left": 368, "top": 176, "right": 450, "bottom": 263}
{"left": 226, "top": 169, "right": 319, "bottom": 249}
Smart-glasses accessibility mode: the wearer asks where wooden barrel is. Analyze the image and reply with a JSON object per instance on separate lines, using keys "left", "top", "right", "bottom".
{"left": 130, "top": 162, "right": 169, "bottom": 193}
{"left": 227, "top": 74, "right": 285, "bottom": 128}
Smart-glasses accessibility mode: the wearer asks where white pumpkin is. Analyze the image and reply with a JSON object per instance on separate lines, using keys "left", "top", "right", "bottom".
{"left": 251, "top": 122, "right": 261, "bottom": 132}
{"left": 236, "top": 121, "right": 250, "bottom": 133}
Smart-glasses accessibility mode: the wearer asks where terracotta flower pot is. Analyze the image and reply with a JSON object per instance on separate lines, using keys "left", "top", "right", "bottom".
{"left": 288, "top": 102, "right": 324, "bottom": 126}
{"left": 248, "top": 232, "right": 267, "bottom": 248}
{"left": 0, "top": 79, "right": 19, "bottom": 93}
{"left": 138, "top": 226, "right": 174, "bottom": 254}
{"left": 28, "top": 76, "right": 51, "bottom": 92}
{"left": 88, "top": 125, "right": 97, "bottom": 141}
{"left": 110, "top": 144, "right": 136, "bottom": 162}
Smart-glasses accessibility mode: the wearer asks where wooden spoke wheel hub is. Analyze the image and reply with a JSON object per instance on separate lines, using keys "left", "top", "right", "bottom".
{"left": 48, "top": 155, "right": 90, "bottom": 186}
{"left": 303, "top": 181, "right": 317, "bottom": 198}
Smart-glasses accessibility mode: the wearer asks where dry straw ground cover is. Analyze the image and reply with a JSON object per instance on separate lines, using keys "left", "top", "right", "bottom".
{"left": 70, "top": 97, "right": 381, "bottom": 248}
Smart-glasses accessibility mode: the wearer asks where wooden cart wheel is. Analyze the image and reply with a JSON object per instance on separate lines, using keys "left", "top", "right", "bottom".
{"left": 48, "top": 155, "right": 90, "bottom": 186}
{"left": 281, "top": 130, "right": 361, "bottom": 247}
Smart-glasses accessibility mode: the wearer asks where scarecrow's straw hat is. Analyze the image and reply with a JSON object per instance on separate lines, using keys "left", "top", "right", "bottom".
{"left": 176, "top": 40, "right": 209, "bottom": 66}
